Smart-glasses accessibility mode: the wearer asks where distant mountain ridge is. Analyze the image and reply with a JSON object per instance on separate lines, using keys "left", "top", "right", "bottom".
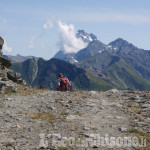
{"left": 108, "top": 38, "right": 143, "bottom": 54}
{"left": 77, "top": 50, "right": 150, "bottom": 90}
{"left": 11, "top": 58, "right": 115, "bottom": 91}
{"left": 3, "top": 54, "right": 39, "bottom": 63}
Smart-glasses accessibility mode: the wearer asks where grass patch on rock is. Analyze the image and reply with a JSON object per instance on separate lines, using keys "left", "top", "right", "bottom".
{"left": 30, "top": 111, "right": 55, "bottom": 123}
{"left": 73, "top": 111, "right": 83, "bottom": 116}
{"left": 128, "top": 129, "right": 150, "bottom": 150}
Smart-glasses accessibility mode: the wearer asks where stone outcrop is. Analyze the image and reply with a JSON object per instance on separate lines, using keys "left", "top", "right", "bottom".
{"left": 0, "top": 37, "right": 11, "bottom": 68}
{"left": 0, "top": 36, "right": 26, "bottom": 93}
{"left": 0, "top": 37, "right": 4, "bottom": 56}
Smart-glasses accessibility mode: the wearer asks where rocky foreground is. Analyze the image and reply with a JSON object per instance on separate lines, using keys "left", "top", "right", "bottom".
{"left": 0, "top": 89, "right": 150, "bottom": 150}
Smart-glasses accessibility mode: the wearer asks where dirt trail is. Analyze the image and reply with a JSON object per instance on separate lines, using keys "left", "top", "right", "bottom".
{"left": 0, "top": 89, "right": 149, "bottom": 150}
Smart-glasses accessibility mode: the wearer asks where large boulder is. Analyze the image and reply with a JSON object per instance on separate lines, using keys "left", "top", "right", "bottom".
{"left": 0, "top": 66, "right": 7, "bottom": 78}
{"left": 0, "top": 36, "right": 4, "bottom": 56}
{"left": 7, "top": 69, "right": 21, "bottom": 82}
{"left": 0, "top": 37, "right": 11, "bottom": 68}
{"left": 0, "top": 57, "right": 11, "bottom": 68}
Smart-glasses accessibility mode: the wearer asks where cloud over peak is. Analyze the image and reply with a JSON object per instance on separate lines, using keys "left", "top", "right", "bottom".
{"left": 57, "top": 21, "right": 88, "bottom": 53}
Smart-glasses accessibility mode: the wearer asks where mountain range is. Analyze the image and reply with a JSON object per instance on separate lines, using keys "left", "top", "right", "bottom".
{"left": 4, "top": 30, "right": 150, "bottom": 91}
{"left": 54, "top": 35, "right": 150, "bottom": 90}
{"left": 11, "top": 58, "right": 115, "bottom": 91}
{"left": 3, "top": 54, "right": 38, "bottom": 63}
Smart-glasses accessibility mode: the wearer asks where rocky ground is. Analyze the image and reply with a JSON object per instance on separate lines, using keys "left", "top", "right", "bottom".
{"left": 0, "top": 88, "right": 150, "bottom": 150}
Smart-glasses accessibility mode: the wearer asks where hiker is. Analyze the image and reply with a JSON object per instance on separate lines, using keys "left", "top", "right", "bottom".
{"left": 56, "top": 73, "right": 71, "bottom": 91}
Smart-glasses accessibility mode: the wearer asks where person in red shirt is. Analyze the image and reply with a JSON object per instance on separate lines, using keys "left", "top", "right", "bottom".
{"left": 56, "top": 73, "right": 71, "bottom": 91}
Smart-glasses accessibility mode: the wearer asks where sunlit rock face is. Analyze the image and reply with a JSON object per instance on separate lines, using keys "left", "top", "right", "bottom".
{"left": 0, "top": 36, "right": 4, "bottom": 57}
{"left": 0, "top": 37, "right": 11, "bottom": 68}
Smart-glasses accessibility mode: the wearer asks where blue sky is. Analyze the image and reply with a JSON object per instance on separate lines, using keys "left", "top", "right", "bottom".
{"left": 0, "top": 0, "right": 150, "bottom": 59}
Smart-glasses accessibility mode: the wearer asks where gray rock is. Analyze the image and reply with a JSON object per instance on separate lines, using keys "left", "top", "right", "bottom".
{"left": 51, "top": 133, "right": 61, "bottom": 140}
{"left": 17, "top": 78, "right": 23, "bottom": 84}
{"left": 6, "top": 97, "right": 13, "bottom": 101}
{"left": 115, "top": 104, "right": 123, "bottom": 107}
{"left": 141, "top": 104, "right": 150, "bottom": 109}
{"left": 7, "top": 69, "right": 21, "bottom": 82}
{"left": 118, "top": 127, "right": 128, "bottom": 132}
{"left": 0, "top": 85, "right": 5, "bottom": 92}
{"left": 131, "top": 102, "right": 140, "bottom": 107}
{"left": 0, "top": 81, "right": 6, "bottom": 86}
{"left": 1, "top": 77, "right": 9, "bottom": 81}
{"left": 115, "top": 116, "right": 124, "bottom": 119}
{"left": 10, "top": 86, "right": 17, "bottom": 92}
{"left": 46, "top": 105, "right": 56, "bottom": 110}
{"left": 83, "top": 126, "right": 91, "bottom": 130}
{"left": 39, "top": 134, "right": 48, "bottom": 149}
{"left": 109, "top": 89, "right": 119, "bottom": 93}
{"left": 66, "top": 115, "right": 81, "bottom": 120}
{"left": 2, "top": 138, "right": 16, "bottom": 145}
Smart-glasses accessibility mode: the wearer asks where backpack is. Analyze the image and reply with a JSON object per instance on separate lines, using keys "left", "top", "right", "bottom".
{"left": 60, "top": 78, "right": 69, "bottom": 91}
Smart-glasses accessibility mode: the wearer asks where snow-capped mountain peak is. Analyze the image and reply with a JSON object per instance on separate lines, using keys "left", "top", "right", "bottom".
{"left": 76, "top": 30, "right": 97, "bottom": 43}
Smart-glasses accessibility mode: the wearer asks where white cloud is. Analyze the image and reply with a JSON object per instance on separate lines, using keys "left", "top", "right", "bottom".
{"left": 3, "top": 41, "right": 12, "bottom": 53}
{"left": 43, "top": 20, "right": 53, "bottom": 30}
{"left": 28, "top": 36, "right": 35, "bottom": 49}
{"left": 57, "top": 21, "right": 88, "bottom": 53}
